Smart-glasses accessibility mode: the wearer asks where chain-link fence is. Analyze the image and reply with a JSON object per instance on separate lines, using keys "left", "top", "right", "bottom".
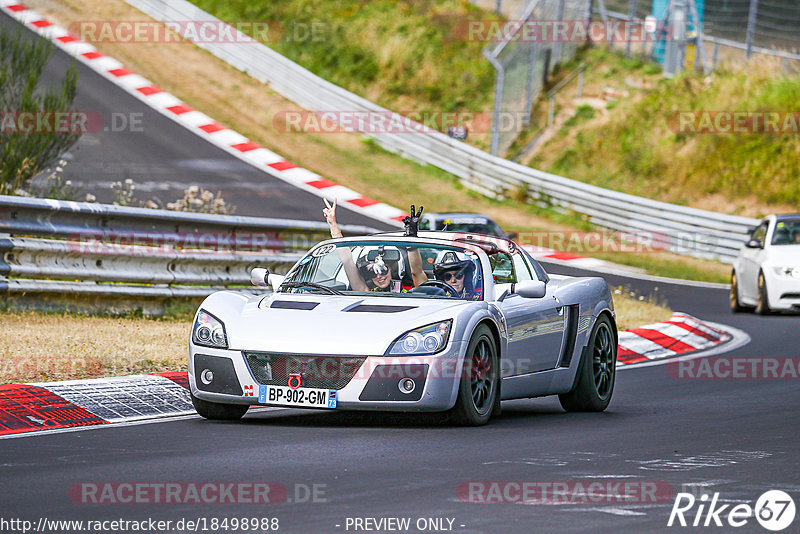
{"left": 479, "top": 0, "right": 798, "bottom": 156}
{"left": 483, "top": 0, "right": 591, "bottom": 156}
{"left": 596, "top": 0, "right": 800, "bottom": 73}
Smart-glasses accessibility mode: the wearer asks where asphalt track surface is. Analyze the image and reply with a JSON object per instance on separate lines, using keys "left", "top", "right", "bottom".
{"left": 3, "top": 11, "right": 800, "bottom": 534}
{"left": 2, "top": 13, "right": 389, "bottom": 228}
{"left": 2, "top": 268, "right": 798, "bottom": 533}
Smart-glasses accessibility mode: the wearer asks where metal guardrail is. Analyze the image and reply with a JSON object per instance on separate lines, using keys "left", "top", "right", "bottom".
{"left": 0, "top": 196, "right": 377, "bottom": 308}
{"left": 125, "top": 0, "right": 760, "bottom": 264}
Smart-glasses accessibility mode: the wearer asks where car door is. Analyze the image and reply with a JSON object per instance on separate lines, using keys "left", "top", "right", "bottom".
{"left": 740, "top": 221, "right": 769, "bottom": 300}
{"left": 495, "top": 251, "right": 565, "bottom": 377}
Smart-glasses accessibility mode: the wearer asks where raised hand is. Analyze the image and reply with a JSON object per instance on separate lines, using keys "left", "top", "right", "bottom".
{"left": 403, "top": 204, "right": 424, "bottom": 236}
{"left": 323, "top": 198, "right": 342, "bottom": 238}
{"left": 323, "top": 197, "right": 337, "bottom": 225}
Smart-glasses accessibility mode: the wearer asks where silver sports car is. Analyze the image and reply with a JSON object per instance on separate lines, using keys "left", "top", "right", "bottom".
{"left": 189, "top": 231, "right": 617, "bottom": 426}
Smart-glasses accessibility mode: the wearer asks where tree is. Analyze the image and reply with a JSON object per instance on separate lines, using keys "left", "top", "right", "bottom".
{"left": 0, "top": 21, "right": 80, "bottom": 194}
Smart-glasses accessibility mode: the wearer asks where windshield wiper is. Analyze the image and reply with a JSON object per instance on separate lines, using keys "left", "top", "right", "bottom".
{"left": 279, "top": 281, "right": 343, "bottom": 295}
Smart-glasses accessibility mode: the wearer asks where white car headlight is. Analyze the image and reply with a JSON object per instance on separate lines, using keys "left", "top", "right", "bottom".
{"left": 192, "top": 310, "right": 228, "bottom": 348}
{"left": 388, "top": 320, "right": 452, "bottom": 356}
{"left": 773, "top": 266, "right": 800, "bottom": 278}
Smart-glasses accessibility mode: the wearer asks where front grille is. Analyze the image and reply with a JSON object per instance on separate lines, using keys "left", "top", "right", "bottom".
{"left": 243, "top": 352, "right": 367, "bottom": 390}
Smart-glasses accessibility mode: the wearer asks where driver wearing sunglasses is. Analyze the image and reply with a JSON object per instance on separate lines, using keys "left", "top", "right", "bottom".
{"left": 434, "top": 253, "right": 477, "bottom": 299}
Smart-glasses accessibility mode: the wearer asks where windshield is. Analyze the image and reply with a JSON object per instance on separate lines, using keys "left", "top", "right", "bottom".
{"left": 281, "top": 241, "right": 484, "bottom": 300}
{"left": 771, "top": 219, "right": 800, "bottom": 246}
{"left": 436, "top": 218, "right": 504, "bottom": 237}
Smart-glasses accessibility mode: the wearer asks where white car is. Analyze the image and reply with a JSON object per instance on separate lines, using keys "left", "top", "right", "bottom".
{"left": 731, "top": 214, "right": 800, "bottom": 314}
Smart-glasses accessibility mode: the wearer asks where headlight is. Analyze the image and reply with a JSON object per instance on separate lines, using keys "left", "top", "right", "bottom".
{"left": 192, "top": 310, "right": 228, "bottom": 348}
{"left": 773, "top": 266, "right": 800, "bottom": 278}
{"left": 388, "top": 320, "right": 452, "bottom": 356}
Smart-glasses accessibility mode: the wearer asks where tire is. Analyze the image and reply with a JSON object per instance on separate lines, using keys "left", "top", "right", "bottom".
{"left": 756, "top": 271, "right": 771, "bottom": 315}
{"left": 450, "top": 325, "right": 499, "bottom": 426}
{"left": 730, "top": 271, "right": 745, "bottom": 313}
{"left": 559, "top": 315, "right": 616, "bottom": 412}
{"left": 191, "top": 391, "right": 249, "bottom": 420}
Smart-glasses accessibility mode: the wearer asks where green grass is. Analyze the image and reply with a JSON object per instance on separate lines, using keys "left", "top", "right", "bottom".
{"left": 190, "top": 0, "right": 498, "bottom": 115}
{"left": 530, "top": 48, "right": 800, "bottom": 210}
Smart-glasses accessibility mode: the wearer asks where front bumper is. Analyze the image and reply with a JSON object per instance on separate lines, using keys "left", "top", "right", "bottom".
{"left": 189, "top": 341, "right": 468, "bottom": 412}
{"left": 765, "top": 270, "right": 800, "bottom": 311}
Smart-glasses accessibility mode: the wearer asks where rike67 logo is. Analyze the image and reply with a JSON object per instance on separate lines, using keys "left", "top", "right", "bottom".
{"left": 668, "top": 490, "right": 795, "bottom": 531}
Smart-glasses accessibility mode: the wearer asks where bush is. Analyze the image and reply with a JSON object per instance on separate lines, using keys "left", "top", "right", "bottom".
{"left": 0, "top": 22, "right": 80, "bottom": 194}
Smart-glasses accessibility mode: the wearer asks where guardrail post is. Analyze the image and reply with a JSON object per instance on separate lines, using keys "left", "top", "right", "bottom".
{"left": 745, "top": 0, "right": 759, "bottom": 59}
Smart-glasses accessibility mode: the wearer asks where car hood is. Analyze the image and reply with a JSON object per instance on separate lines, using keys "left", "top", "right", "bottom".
{"left": 765, "top": 245, "right": 800, "bottom": 265}
{"left": 218, "top": 293, "right": 471, "bottom": 355}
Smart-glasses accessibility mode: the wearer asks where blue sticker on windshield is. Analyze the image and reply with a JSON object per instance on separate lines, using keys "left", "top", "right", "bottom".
{"left": 298, "top": 256, "right": 312, "bottom": 265}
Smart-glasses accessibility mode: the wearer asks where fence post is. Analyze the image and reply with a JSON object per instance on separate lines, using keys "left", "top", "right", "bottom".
{"left": 712, "top": 41, "right": 719, "bottom": 69}
{"left": 745, "top": 0, "right": 759, "bottom": 59}
{"left": 625, "top": 0, "right": 638, "bottom": 57}
{"left": 483, "top": 48, "right": 505, "bottom": 156}
{"left": 496, "top": 0, "right": 502, "bottom": 14}
{"left": 547, "top": 94, "right": 555, "bottom": 127}
{"left": 553, "top": 0, "right": 566, "bottom": 65}
{"left": 577, "top": 67, "right": 585, "bottom": 98}
{"left": 524, "top": 44, "right": 539, "bottom": 126}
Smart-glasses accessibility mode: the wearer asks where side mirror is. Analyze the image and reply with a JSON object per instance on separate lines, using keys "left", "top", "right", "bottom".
{"left": 250, "top": 267, "right": 269, "bottom": 287}
{"left": 267, "top": 274, "right": 285, "bottom": 292}
{"left": 515, "top": 280, "right": 547, "bottom": 298}
{"left": 497, "top": 280, "right": 547, "bottom": 301}
{"left": 745, "top": 239, "right": 763, "bottom": 249}
{"left": 505, "top": 231, "right": 518, "bottom": 241}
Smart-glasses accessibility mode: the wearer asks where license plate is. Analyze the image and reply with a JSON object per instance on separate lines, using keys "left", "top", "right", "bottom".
{"left": 258, "top": 385, "right": 337, "bottom": 409}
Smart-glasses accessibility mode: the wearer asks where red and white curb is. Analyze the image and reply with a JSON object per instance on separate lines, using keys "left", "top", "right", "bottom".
{"left": 617, "top": 313, "right": 731, "bottom": 366}
{"left": 0, "top": 372, "right": 191, "bottom": 437}
{"left": 0, "top": 313, "right": 736, "bottom": 438}
{"left": 0, "top": 1, "right": 406, "bottom": 227}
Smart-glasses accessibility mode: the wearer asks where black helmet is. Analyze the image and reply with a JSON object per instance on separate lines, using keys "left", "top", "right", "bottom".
{"left": 434, "top": 252, "right": 475, "bottom": 293}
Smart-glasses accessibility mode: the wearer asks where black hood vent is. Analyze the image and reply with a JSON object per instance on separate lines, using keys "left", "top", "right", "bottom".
{"left": 347, "top": 304, "right": 416, "bottom": 313}
{"left": 270, "top": 300, "right": 319, "bottom": 310}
